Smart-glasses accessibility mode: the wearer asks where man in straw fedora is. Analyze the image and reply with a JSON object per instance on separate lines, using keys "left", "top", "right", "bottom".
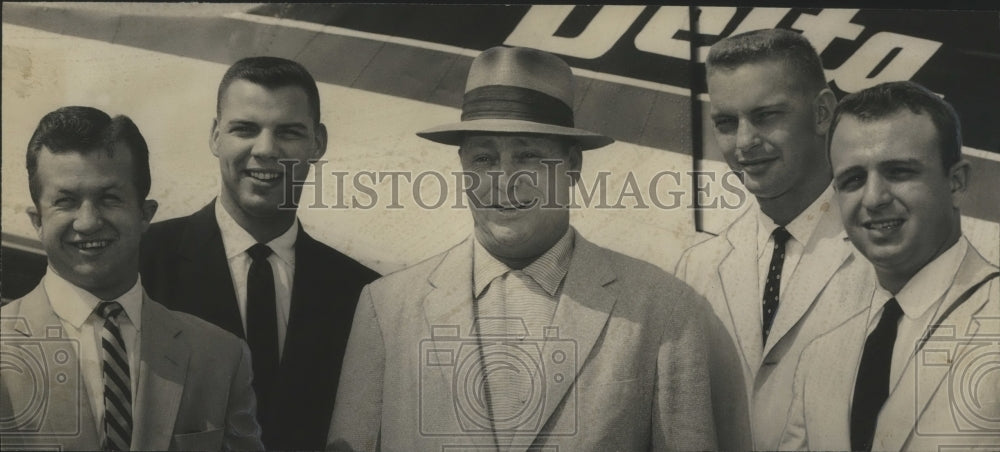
{"left": 328, "top": 46, "right": 747, "bottom": 451}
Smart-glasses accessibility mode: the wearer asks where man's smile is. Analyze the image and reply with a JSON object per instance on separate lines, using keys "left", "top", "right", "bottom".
{"left": 245, "top": 169, "right": 283, "bottom": 184}
{"left": 66, "top": 238, "right": 116, "bottom": 255}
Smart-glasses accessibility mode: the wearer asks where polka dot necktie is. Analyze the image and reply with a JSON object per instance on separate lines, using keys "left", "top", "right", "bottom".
{"left": 762, "top": 226, "right": 791, "bottom": 342}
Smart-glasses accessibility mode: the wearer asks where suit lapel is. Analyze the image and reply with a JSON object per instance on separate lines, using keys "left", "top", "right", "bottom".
{"left": 763, "top": 206, "right": 851, "bottom": 357}
{"left": 874, "top": 249, "right": 997, "bottom": 451}
{"left": 283, "top": 226, "right": 318, "bottom": 362}
{"left": 419, "top": 238, "right": 499, "bottom": 449}
{"left": 177, "top": 201, "right": 243, "bottom": 337}
{"left": 132, "top": 295, "right": 190, "bottom": 451}
{"left": 718, "top": 210, "right": 764, "bottom": 370}
{"left": 9, "top": 286, "right": 101, "bottom": 447}
{"left": 809, "top": 312, "right": 869, "bottom": 450}
{"left": 422, "top": 238, "right": 477, "bottom": 394}
{"left": 511, "top": 236, "right": 618, "bottom": 452}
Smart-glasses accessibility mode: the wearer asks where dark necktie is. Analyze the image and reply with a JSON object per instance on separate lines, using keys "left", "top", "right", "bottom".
{"left": 762, "top": 226, "right": 791, "bottom": 342}
{"left": 97, "top": 301, "right": 132, "bottom": 451}
{"left": 850, "top": 298, "right": 904, "bottom": 452}
{"left": 246, "top": 243, "right": 278, "bottom": 424}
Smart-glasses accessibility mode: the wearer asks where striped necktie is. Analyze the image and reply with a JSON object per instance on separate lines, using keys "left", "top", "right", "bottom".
{"left": 97, "top": 301, "right": 132, "bottom": 451}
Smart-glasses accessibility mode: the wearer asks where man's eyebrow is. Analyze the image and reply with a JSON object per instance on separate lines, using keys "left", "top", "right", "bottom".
{"left": 102, "top": 181, "right": 125, "bottom": 191}
{"left": 54, "top": 181, "right": 122, "bottom": 195}
{"left": 224, "top": 119, "right": 257, "bottom": 126}
{"left": 708, "top": 101, "right": 788, "bottom": 118}
{"left": 877, "top": 158, "right": 922, "bottom": 167}
{"left": 833, "top": 165, "right": 863, "bottom": 179}
{"left": 750, "top": 101, "right": 789, "bottom": 113}
{"left": 276, "top": 122, "right": 309, "bottom": 130}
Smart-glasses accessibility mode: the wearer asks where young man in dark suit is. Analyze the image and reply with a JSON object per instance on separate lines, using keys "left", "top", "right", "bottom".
{"left": 140, "top": 57, "right": 378, "bottom": 450}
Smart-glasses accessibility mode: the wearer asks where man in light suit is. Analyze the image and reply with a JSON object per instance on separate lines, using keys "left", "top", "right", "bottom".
{"left": 780, "top": 81, "right": 999, "bottom": 450}
{"left": 1, "top": 106, "right": 263, "bottom": 450}
{"left": 328, "top": 46, "right": 737, "bottom": 451}
{"left": 140, "top": 57, "right": 379, "bottom": 450}
{"left": 674, "top": 28, "right": 877, "bottom": 450}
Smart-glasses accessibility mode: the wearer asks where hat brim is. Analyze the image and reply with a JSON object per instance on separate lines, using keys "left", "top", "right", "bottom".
{"left": 416, "top": 119, "right": 614, "bottom": 150}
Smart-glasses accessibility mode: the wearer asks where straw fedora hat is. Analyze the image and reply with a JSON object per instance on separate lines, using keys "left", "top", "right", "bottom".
{"left": 417, "top": 46, "right": 614, "bottom": 150}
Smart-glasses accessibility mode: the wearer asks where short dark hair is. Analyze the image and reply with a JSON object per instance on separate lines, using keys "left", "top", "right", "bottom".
{"left": 829, "top": 81, "right": 962, "bottom": 172}
{"left": 707, "top": 28, "right": 827, "bottom": 94}
{"left": 217, "top": 56, "right": 321, "bottom": 124}
{"left": 26, "top": 106, "right": 151, "bottom": 205}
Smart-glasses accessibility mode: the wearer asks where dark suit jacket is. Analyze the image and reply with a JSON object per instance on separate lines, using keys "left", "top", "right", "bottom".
{"left": 139, "top": 201, "right": 379, "bottom": 450}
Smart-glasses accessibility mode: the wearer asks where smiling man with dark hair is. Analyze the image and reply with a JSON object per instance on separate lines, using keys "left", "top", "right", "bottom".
{"left": 140, "top": 57, "right": 378, "bottom": 450}
{"left": 2, "top": 106, "right": 263, "bottom": 451}
{"left": 781, "top": 80, "right": 999, "bottom": 451}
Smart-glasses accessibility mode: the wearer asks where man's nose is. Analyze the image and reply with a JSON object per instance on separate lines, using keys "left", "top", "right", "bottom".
{"left": 735, "top": 120, "right": 760, "bottom": 152}
{"left": 495, "top": 158, "right": 520, "bottom": 187}
{"left": 861, "top": 174, "right": 893, "bottom": 210}
{"left": 251, "top": 130, "right": 279, "bottom": 159}
{"left": 73, "top": 201, "right": 104, "bottom": 234}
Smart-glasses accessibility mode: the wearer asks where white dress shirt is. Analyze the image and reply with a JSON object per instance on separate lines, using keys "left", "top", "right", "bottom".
{"left": 472, "top": 227, "right": 575, "bottom": 337}
{"left": 215, "top": 200, "right": 296, "bottom": 360}
{"left": 44, "top": 268, "right": 142, "bottom": 442}
{"left": 866, "top": 237, "right": 969, "bottom": 388}
{"left": 472, "top": 227, "right": 574, "bottom": 441}
{"left": 755, "top": 185, "right": 834, "bottom": 301}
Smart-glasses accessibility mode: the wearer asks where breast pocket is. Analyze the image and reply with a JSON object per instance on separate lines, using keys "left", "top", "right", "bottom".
{"left": 171, "top": 427, "right": 224, "bottom": 451}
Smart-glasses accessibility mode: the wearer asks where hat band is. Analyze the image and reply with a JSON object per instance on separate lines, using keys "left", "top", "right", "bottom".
{"left": 461, "top": 85, "right": 574, "bottom": 127}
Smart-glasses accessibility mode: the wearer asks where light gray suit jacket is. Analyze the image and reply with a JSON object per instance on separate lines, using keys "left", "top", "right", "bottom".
{"left": 675, "top": 200, "right": 876, "bottom": 450}
{"left": 328, "top": 234, "right": 741, "bottom": 451}
{"left": 0, "top": 284, "right": 264, "bottom": 451}
{"left": 780, "top": 241, "right": 1000, "bottom": 451}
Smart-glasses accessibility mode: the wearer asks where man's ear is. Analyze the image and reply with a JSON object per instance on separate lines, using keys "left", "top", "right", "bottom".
{"left": 209, "top": 118, "right": 221, "bottom": 157}
{"left": 948, "top": 159, "right": 971, "bottom": 207}
{"left": 568, "top": 145, "right": 583, "bottom": 185}
{"left": 814, "top": 88, "right": 837, "bottom": 136}
{"left": 312, "top": 123, "right": 328, "bottom": 162}
{"left": 27, "top": 204, "right": 42, "bottom": 236}
{"left": 140, "top": 199, "right": 159, "bottom": 232}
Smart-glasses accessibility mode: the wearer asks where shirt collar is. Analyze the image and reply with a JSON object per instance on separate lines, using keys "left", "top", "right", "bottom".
{"left": 473, "top": 227, "right": 575, "bottom": 298}
{"left": 755, "top": 184, "right": 834, "bottom": 258}
{"left": 872, "top": 236, "right": 969, "bottom": 320}
{"left": 44, "top": 267, "right": 144, "bottom": 331}
{"left": 215, "top": 199, "right": 298, "bottom": 267}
